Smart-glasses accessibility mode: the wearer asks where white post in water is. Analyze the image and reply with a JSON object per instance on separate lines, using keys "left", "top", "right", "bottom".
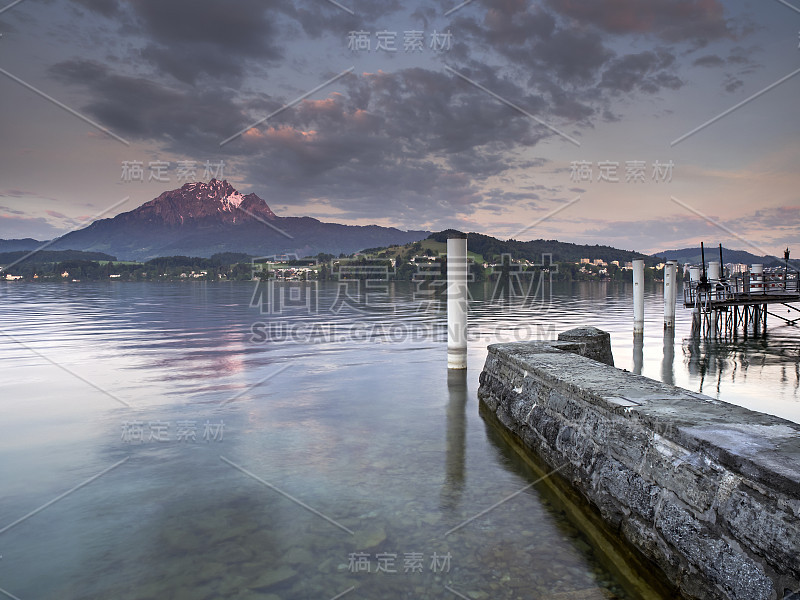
{"left": 664, "top": 260, "right": 677, "bottom": 329}
{"left": 708, "top": 261, "right": 720, "bottom": 282}
{"left": 633, "top": 259, "right": 645, "bottom": 333}
{"left": 688, "top": 266, "right": 701, "bottom": 319}
{"left": 750, "top": 264, "right": 763, "bottom": 292}
{"left": 447, "top": 235, "right": 468, "bottom": 370}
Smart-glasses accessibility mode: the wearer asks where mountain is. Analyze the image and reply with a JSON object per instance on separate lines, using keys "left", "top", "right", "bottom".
{"left": 0, "top": 250, "right": 117, "bottom": 265}
{"left": 653, "top": 246, "right": 789, "bottom": 268}
{"left": 427, "top": 230, "right": 661, "bottom": 266}
{"left": 41, "top": 180, "right": 428, "bottom": 261}
{"left": 0, "top": 238, "right": 45, "bottom": 252}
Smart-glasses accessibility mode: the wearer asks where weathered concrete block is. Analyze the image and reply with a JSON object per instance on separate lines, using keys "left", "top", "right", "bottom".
{"left": 556, "top": 326, "right": 615, "bottom": 366}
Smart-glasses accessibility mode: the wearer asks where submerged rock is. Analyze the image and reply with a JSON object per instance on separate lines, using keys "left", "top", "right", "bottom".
{"left": 353, "top": 524, "right": 387, "bottom": 549}
{"left": 249, "top": 565, "right": 297, "bottom": 591}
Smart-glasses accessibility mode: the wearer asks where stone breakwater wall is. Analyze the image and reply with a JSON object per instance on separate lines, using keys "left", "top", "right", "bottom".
{"left": 478, "top": 327, "right": 800, "bottom": 600}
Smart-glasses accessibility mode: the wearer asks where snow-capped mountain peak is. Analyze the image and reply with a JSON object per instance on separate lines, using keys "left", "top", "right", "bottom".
{"left": 131, "top": 179, "right": 277, "bottom": 225}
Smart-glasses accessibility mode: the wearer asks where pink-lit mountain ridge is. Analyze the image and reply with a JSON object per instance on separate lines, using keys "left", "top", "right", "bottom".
{"left": 46, "top": 180, "right": 427, "bottom": 260}
{"left": 128, "top": 179, "right": 277, "bottom": 225}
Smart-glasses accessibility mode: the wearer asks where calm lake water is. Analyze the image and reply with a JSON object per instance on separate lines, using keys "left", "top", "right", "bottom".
{"left": 1, "top": 280, "right": 798, "bottom": 599}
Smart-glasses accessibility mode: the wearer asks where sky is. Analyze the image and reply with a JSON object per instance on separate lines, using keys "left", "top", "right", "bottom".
{"left": 0, "top": 0, "right": 798, "bottom": 256}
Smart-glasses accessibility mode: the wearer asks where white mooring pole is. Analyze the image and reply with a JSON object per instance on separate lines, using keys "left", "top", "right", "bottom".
{"left": 447, "top": 235, "right": 468, "bottom": 370}
{"left": 664, "top": 260, "right": 677, "bottom": 329}
{"left": 633, "top": 259, "right": 645, "bottom": 333}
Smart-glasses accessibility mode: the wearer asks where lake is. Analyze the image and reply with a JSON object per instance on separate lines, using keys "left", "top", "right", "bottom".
{"left": 1, "top": 279, "right": 797, "bottom": 599}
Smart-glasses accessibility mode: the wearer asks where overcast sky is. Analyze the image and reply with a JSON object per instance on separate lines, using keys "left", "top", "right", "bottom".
{"left": 0, "top": 0, "right": 798, "bottom": 255}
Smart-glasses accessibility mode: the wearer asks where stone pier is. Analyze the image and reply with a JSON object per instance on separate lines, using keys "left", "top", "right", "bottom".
{"left": 478, "top": 327, "right": 800, "bottom": 600}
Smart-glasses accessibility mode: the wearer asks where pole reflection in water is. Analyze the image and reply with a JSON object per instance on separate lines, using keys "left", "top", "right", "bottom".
{"left": 661, "top": 328, "right": 675, "bottom": 386}
{"left": 633, "top": 332, "right": 644, "bottom": 375}
{"left": 686, "top": 328, "right": 703, "bottom": 378}
{"left": 681, "top": 332, "right": 800, "bottom": 398}
{"left": 441, "top": 369, "right": 467, "bottom": 511}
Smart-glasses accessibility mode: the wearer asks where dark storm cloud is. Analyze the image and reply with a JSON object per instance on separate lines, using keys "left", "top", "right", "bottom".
{"left": 545, "top": 0, "right": 732, "bottom": 45}
{"left": 48, "top": 59, "right": 249, "bottom": 149}
{"left": 139, "top": 44, "right": 253, "bottom": 84}
{"left": 452, "top": 9, "right": 611, "bottom": 83}
{"left": 45, "top": 0, "right": 755, "bottom": 228}
{"left": 130, "top": 0, "right": 284, "bottom": 57}
{"left": 445, "top": 150, "right": 507, "bottom": 179}
{"left": 724, "top": 77, "right": 744, "bottom": 93}
{"left": 41, "top": 57, "right": 543, "bottom": 223}
{"left": 68, "top": 0, "right": 398, "bottom": 83}
{"left": 600, "top": 51, "right": 683, "bottom": 94}
{"left": 533, "top": 29, "right": 613, "bottom": 82}
{"left": 692, "top": 47, "right": 761, "bottom": 91}
{"left": 409, "top": 5, "right": 436, "bottom": 31}
{"left": 74, "top": 0, "right": 286, "bottom": 83}
{"left": 452, "top": 2, "right": 556, "bottom": 49}
{"left": 539, "top": 80, "right": 596, "bottom": 122}
{"left": 345, "top": 67, "right": 548, "bottom": 153}
{"left": 448, "top": 1, "right": 685, "bottom": 111}
{"left": 228, "top": 67, "right": 557, "bottom": 222}
{"left": 70, "top": 0, "right": 121, "bottom": 18}
{"left": 693, "top": 54, "right": 725, "bottom": 68}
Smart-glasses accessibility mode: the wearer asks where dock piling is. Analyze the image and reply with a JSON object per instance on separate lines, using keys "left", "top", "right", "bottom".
{"left": 633, "top": 259, "right": 644, "bottom": 333}
{"left": 664, "top": 260, "right": 677, "bottom": 329}
{"left": 447, "top": 235, "right": 468, "bottom": 370}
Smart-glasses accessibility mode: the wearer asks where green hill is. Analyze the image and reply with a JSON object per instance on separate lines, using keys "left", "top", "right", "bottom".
{"left": 422, "top": 230, "right": 659, "bottom": 266}
{"left": 0, "top": 249, "right": 117, "bottom": 266}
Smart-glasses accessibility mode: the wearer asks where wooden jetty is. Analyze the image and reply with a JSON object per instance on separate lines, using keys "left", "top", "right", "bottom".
{"left": 684, "top": 246, "right": 799, "bottom": 337}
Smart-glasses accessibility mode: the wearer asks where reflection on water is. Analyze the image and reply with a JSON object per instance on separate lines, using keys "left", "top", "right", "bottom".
{"left": 661, "top": 329, "right": 675, "bottom": 387}
{"left": 0, "top": 280, "right": 797, "bottom": 598}
{"left": 632, "top": 333, "right": 644, "bottom": 376}
{"left": 684, "top": 331, "right": 800, "bottom": 401}
{"left": 441, "top": 370, "right": 467, "bottom": 512}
